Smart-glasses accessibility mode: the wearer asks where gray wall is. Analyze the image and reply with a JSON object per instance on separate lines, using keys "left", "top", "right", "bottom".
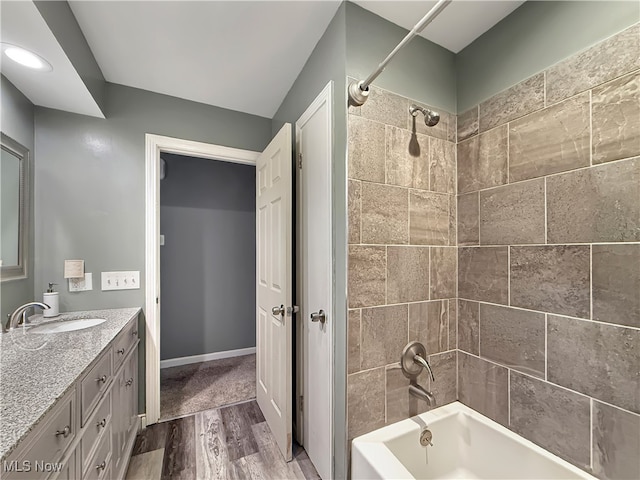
{"left": 345, "top": 2, "right": 457, "bottom": 113}
{"left": 34, "top": 82, "right": 271, "bottom": 313}
{"left": 160, "top": 154, "right": 255, "bottom": 360}
{"left": 456, "top": 0, "right": 640, "bottom": 112}
{"left": 0, "top": 75, "right": 35, "bottom": 321}
{"left": 34, "top": 81, "right": 272, "bottom": 412}
{"left": 272, "top": 4, "right": 348, "bottom": 477}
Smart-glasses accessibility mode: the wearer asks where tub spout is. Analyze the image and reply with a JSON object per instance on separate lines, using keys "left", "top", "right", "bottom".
{"left": 409, "top": 381, "right": 436, "bottom": 407}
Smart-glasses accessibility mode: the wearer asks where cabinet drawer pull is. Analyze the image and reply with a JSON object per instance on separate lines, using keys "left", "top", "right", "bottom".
{"left": 125, "top": 378, "right": 133, "bottom": 387}
{"left": 95, "top": 375, "right": 107, "bottom": 384}
{"left": 55, "top": 425, "right": 71, "bottom": 438}
{"left": 132, "top": 330, "right": 138, "bottom": 336}
{"left": 96, "top": 418, "right": 106, "bottom": 428}
{"left": 96, "top": 461, "right": 106, "bottom": 471}
{"left": 117, "top": 348, "right": 125, "bottom": 355}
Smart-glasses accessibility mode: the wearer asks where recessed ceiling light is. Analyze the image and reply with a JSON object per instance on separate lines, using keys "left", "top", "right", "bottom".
{"left": 1, "top": 44, "right": 52, "bottom": 71}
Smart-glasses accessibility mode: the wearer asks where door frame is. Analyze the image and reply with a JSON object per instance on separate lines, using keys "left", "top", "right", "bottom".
{"left": 144, "top": 133, "right": 259, "bottom": 425}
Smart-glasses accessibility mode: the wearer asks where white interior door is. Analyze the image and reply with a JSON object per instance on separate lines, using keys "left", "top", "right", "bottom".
{"left": 297, "top": 82, "right": 333, "bottom": 479}
{"left": 256, "top": 123, "right": 293, "bottom": 462}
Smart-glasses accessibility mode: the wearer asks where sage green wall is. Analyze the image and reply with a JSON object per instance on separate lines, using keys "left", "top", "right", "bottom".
{"left": 457, "top": 0, "right": 640, "bottom": 112}
{"left": 0, "top": 75, "right": 35, "bottom": 322}
{"left": 272, "top": 4, "right": 348, "bottom": 477}
{"left": 345, "top": 1, "right": 457, "bottom": 113}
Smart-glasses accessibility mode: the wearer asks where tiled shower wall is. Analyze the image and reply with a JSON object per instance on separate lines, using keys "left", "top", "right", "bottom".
{"left": 346, "top": 84, "right": 458, "bottom": 441}
{"left": 456, "top": 23, "right": 640, "bottom": 479}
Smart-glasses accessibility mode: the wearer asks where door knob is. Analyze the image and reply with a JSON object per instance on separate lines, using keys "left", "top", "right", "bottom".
{"left": 272, "top": 305, "right": 285, "bottom": 316}
{"left": 310, "top": 310, "right": 327, "bottom": 324}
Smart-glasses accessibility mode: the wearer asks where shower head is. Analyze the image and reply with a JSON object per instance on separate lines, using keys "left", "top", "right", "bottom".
{"left": 409, "top": 104, "right": 440, "bottom": 127}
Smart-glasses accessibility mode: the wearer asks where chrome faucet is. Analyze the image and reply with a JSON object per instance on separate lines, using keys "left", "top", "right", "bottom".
{"left": 409, "top": 382, "right": 436, "bottom": 406}
{"left": 3, "top": 302, "right": 50, "bottom": 333}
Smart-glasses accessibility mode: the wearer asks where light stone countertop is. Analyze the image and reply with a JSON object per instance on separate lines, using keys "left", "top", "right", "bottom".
{"left": 0, "top": 307, "right": 141, "bottom": 462}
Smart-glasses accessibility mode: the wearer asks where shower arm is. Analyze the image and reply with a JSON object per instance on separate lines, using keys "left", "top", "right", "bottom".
{"left": 348, "top": 0, "right": 453, "bottom": 106}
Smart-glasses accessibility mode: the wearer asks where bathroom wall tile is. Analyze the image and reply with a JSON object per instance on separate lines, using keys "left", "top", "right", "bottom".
{"left": 545, "top": 24, "right": 640, "bottom": 105}
{"left": 428, "top": 351, "right": 457, "bottom": 407}
{"left": 457, "top": 125, "right": 508, "bottom": 193}
{"left": 388, "top": 246, "right": 429, "bottom": 304}
{"left": 479, "top": 304, "right": 545, "bottom": 378}
{"left": 410, "top": 103, "right": 456, "bottom": 143}
{"left": 479, "top": 73, "right": 545, "bottom": 132}
{"left": 348, "top": 179, "right": 361, "bottom": 244}
{"left": 458, "top": 352, "right": 509, "bottom": 426}
{"left": 348, "top": 309, "right": 361, "bottom": 374}
{"left": 360, "top": 85, "right": 408, "bottom": 129}
{"left": 479, "top": 179, "right": 545, "bottom": 245}
{"left": 361, "top": 182, "right": 408, "bottom": 245}
{"left": 510, "top": 246, "right": 590, "bottom": 319}
{"left": 510, "top": 372, "right": 591, "bottom": 469}
{"left": 348, "top": 246, "right": 386, "bottom": 308}
{"left": 409, "top": 190, "right": 449, "bottom": 245}
{"left": 592, "top": 244, "right": 640, "bottom": 328}
{"left": 448, "top": 196, "right": 457, "bottom": 246}
{"left": 509, "top": 93, "right": 590, "bottom": 182}
{"left": 385, "top": 363, "right": 430, "bottom": 424}
{"left": 347, "top": 367, "right": 385, "bottom": 439}
{"left": 448, "top": 300, "right": 457, "bottom": 350}
{"left": 458, "top": 247, "right": 508, "bottom": 304}
{"left": 546, "top": 157, "right": 640, "bottom": 243}
{"left": 593, "top": 72, "right": 640, "bottom": 164}
{"left": 593, "top": 401, "right": 640, "bottom": 480}
{"left": 547, "top": 315, "right": 640, "bottom": 414}
{"left": 458, "top": 300, "right": 479, "bottom": 355}
{"left": 457, "top": 106, "right": 479, "bottom": 142}
{"left": 385, "top": 125, "right": 429, "bottom": 189}
{"left": 457, "top": 192, "right": 479, "bottom": 246}
{"left": 361, "top": 304, "right": 408, "bottom": 370}
{"left": 430, "top": 247, "right": 456, "bottom": 300}
{"left": 348, "top": 114, "right": 385, "bottom": 183}
{"left": 409, "top": 300, "right": 449, "bottom": 356}
{"left": 429, "top": 138, "right": 456, "bottom": 194}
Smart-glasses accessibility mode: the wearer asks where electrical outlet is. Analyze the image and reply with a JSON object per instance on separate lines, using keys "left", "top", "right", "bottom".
{"left": 69, "top": 273, "right": 93, "bottom": 292}
{"left": 101, "top": 271, "right": 140, "bottom": 291}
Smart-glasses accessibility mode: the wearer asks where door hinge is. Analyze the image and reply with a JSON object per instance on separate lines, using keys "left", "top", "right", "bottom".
{"left": 299, "top": 395, "right": 304, "bottom": 412}
{"left": 298, "top": 152, "right": 303, "bottom": 169}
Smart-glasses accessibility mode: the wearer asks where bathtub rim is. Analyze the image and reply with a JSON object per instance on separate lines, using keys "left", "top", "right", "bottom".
{"left": 351, "top": 401, "right": 596, "bottom": 480}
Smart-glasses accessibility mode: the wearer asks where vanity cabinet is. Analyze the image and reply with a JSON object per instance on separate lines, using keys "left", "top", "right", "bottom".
{"left": 4, "top": 314, "right": 139, "bottom": 480}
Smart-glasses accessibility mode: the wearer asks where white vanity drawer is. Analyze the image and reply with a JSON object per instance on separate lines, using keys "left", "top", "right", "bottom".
{"left": 51, "top": 448, "right": 76, "bottom": 480}
{"left": 4, "top": 388, "right": 76, "bottom": 480}
{"left": 82, "top": 424, "right": 111, "bottom": 480}
{"left": 80, "top": 391, "right": 111, "bottom": 474}
{"left": 113, "top": 317, "right": 138, "bottom": 372}
{"left": 80, "top": 349, "right": 112, "bottom": 426}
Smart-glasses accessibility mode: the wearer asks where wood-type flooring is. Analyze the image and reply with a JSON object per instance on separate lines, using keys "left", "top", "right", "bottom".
{"left": 126, "top": 400, "right": 320, "bottom": 480}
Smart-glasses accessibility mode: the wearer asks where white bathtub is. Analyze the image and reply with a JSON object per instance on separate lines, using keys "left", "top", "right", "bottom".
{"left": 351, "top": 402, "right": 595, "bottom": 479}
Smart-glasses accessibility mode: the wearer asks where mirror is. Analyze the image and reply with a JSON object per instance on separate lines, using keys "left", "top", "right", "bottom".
{"left": 1, "top": 132, "right": 28, "bottom": 281}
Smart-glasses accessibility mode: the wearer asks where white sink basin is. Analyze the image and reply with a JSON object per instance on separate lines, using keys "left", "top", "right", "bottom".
{"left": 29, "top": 318, "right": 106, "bottom": 334}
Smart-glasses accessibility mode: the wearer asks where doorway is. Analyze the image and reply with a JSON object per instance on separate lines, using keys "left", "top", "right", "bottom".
{"left": 158, "top": 153, "right": 257, "bottom": 420}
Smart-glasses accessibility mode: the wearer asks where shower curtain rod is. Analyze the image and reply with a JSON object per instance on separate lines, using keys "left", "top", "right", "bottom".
{"left": 348, "top": 0, "right": 453, "bottom": 106}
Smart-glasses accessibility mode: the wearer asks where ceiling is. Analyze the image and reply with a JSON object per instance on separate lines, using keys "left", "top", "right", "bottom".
{"left": 2, "top": 1, "right": 525, "bottom": 119}
{"left": 354, "top": 1, "right": 525, "bottom": 54}
{"left": 0, "top": 1, "right": 104, "bottom": 118}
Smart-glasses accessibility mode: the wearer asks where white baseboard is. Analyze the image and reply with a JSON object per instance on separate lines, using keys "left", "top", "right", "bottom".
{"left": 160, "top": 347, "right": 256, "bottom": 369}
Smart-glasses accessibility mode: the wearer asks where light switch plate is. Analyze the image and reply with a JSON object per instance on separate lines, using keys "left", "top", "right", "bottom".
{"left": 101, "top": 271, "right": 140, "bottom": 291}
{"left": 69, "top": 273, "right": 93, "bottom": 292}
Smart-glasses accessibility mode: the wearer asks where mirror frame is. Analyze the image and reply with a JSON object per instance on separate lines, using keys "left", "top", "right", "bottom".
{"left": 1, "top": 132, "right": 29, "bottom": 282}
